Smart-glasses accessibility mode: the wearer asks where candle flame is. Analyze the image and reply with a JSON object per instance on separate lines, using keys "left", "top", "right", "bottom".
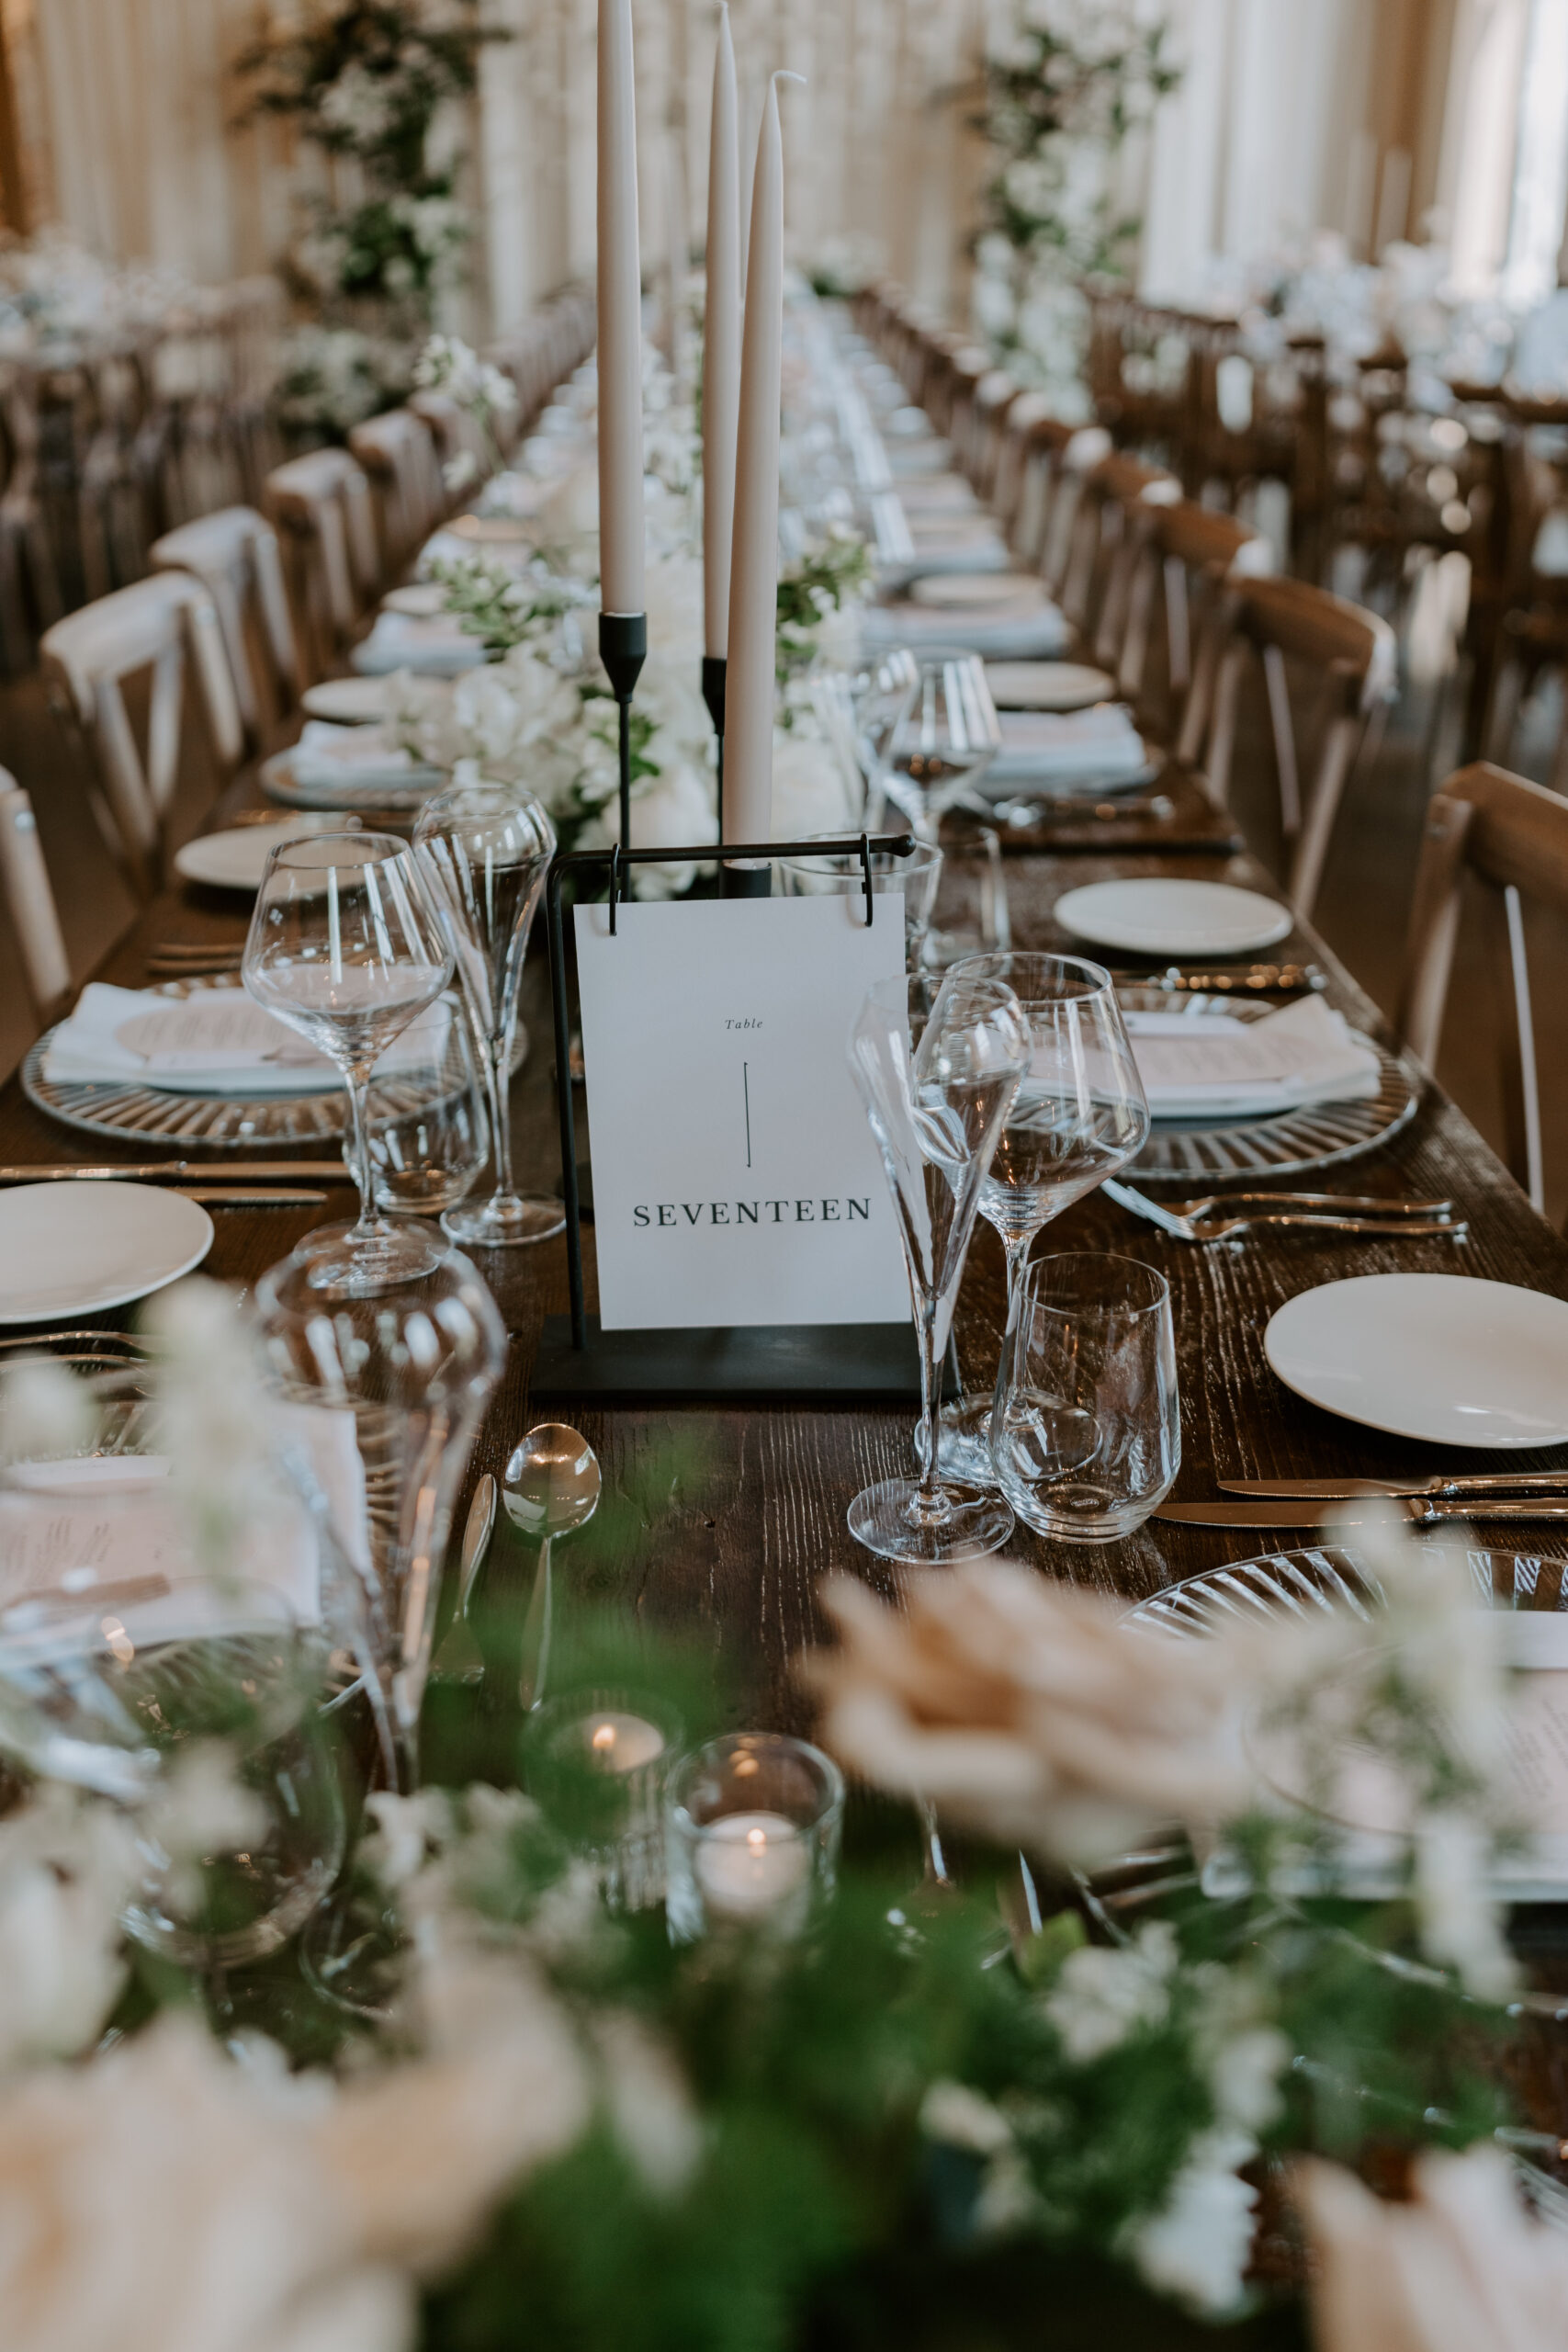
{"left": 592, "top": 1722, "right": 616, "bottom": 1751}
{"left": 746, "top": 1826, "right": 766, "bottom": 1852}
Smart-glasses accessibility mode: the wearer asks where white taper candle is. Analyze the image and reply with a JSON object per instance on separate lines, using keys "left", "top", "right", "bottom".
{"left": 702, "top": 5, "right": 741, "bottom": 662}
{"left": 596, "top": 0, "right": 645, "bottom": 616}
{"left": 722, "top": 73, "right": 797, "bottom": 849}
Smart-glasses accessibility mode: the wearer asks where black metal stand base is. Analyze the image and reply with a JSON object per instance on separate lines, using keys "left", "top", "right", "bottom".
{"left": 533, "top": 1314, "right": 924, "bottom": 1401}
{"left": 719, "top": 864, "right": 773, "bottom": 899}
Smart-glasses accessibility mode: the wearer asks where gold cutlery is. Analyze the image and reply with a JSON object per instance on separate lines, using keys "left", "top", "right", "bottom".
{"left": 0, "top": 1162, "right": 348, "bottom": 1183}
{"left": 1109, "top": 962, "right": 1326, "bottom": 994}
{"left": 173, "top": 1187, "right": 327, "bottom": 1205}
{"left": 1102, "top": 1180, "right": 1466, "bottom": 1245}
{"left": 1219, "top": 1472, "right": 1568, "bottom": 1500}
{"left": 1156, "top": 1496, "right": 1568, "bottom": 1530}
{"left": 1165, "top": 1189, "right": 1458, "bottom": 1220}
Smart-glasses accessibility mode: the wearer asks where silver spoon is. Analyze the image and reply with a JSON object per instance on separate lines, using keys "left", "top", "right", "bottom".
{"left": 504, "top": 1423, "right": 602, "bottom": 1710}
{"left": 430, "top": 1473, "right": 496, "bottom": 1686}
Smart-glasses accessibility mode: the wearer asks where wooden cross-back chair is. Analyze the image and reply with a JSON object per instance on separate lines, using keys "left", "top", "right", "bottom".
{"left": 961, "top": 370, "right": 1021, "bottom": 503}
{"left": 1199, "top": 574, "right": 1397, "bottom": 920}
{"left": 0, "top": 363, "right": 62, "bottom": 673}
{"left": 1398, "top": 761, "right": 1568, "bottom": 1221}
{"left": 39, "top": 572, "right": 243, "bottom": 899}
{"left": 151, "top": 504, "right": 301, "bottom": 750}
{"left": 349, "top": 408, "right": 449, "bottom": 576}
{"left": 263, "top": 447, "right": 378, "bottom": 684}
{"left": 989, "top": 395, "right": 1064, "bottom": 553}
{"left": 1057, "top": 449, "right": 1179, "bottom": 655}
{"left": 0, "top": 772, "right": 70, "bottom": 1032}
{"left": 1140, "top": 500, "right": 1271, "bottom": 751}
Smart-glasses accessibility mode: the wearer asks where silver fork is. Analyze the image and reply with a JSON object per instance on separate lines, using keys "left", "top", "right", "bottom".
{"left": 1103, "top": 1179, "right": 1468, "bottom": 1245}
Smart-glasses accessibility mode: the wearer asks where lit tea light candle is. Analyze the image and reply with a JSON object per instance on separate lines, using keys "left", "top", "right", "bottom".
{"left": 694, "top": 1808, "right": 810, "bottom": 1926}
{"left": 583, "top": 1710, "right": 666, "bottom": 1775}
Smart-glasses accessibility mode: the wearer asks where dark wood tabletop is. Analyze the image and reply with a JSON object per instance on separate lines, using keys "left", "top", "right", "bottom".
{"left": 6, "top": 781, "right": 1568, "bottom": 1740}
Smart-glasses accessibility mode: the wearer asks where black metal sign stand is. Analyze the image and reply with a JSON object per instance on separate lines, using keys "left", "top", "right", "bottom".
{"left": 534, "top": 830, "right": 924, "bottom": 1402}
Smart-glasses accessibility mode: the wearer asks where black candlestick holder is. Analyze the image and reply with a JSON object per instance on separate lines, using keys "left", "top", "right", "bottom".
{"left": 599, "top": 611, "right": 648, "bottom": 853}
{"left": 536, "top": 829, "right": 927, "bottom": 1401}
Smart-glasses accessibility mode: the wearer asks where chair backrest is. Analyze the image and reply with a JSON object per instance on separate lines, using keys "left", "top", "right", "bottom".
{"left": 1059, "top": 449, "right": 1179, "bottom": 653}
{"left": 348, "top": 407, "right": 448, "bottom": 573}
{"left": 39, "top": 571, "right": 243, "bottom": 897}
{"left": 1399, "top": 761, "right": 1568, "bottom": 1218}
{"left": 1141, "top": 499, "right": 1270, "bottom": 752}
{"left": 1200, "top": 574, "right": 1397, "bottom": 920}
{"left": 263, "top": 447, "right": 378, "bottom": 683}
{"left": 151, "top": 503, "right": 300, "bottom": 744}
{"left": 0, "top": 774, "right": 69, "bottom": 1029}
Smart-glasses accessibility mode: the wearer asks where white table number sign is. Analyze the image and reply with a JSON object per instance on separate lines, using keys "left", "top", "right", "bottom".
{"left": 574, "top": 893, "right": 910, "bottom": 1331}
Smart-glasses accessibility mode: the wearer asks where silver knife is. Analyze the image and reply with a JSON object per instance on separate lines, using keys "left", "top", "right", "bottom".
{"left": 0, "top": 1161, "right": 349, "bottom": 1183}
{"left": 1156, "top": 1496, "right": 1568, "bottom": 1530}
{"left": 1219, "top": 1473, "right": 1568, "bottom": 1500}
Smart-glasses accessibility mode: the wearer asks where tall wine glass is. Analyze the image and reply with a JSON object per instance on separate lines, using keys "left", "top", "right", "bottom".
{"left": 852, "top": 648, "right": 919, "bottom": 827}
{"left": 243, "top": 832, "right": 454, "bottom": 1295}
{"left": 937, "top": 954, "right": 1150, "bottom": 1482}
{"left": 846, "top": 969, "right": 1029, "bottom": 1565}
{"left": 413, "top": 778, "right": 563, "bottom": 1248}
{"left": 884, "top": 651, "right": 1001, "bottom": 845}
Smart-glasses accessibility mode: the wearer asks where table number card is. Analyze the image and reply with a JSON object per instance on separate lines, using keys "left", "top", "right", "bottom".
{"left": 574, "top": 893, "right": 909, "bottom": 1331}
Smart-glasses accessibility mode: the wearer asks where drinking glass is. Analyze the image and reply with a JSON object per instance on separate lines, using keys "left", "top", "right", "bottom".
{"left": 884, "top": 651, "right": 1002, "bottom": 845}
{"left": 366, "top": 989, "right": 490, "bottom": 1218}
{"left": 846, "top": 970, "right": 1030, "bottom": 1565}
{"left": 774, "top": 834, "right": 943, "bottom": 970}
{"left": 852, "top": 647, "right": 919, "bottom": 828}
{"left": 254, "top": 1235, "right": 507, "bottom": 1792}
{"left": 935, "top": 953, "right": 1150, "bottom": 1482}
{"left": 992, "top": 1254, "right": 1179, "bottom": 1542}
{"left": 413, "top": 778, "right": 563, "bottom": 1248}
{"left": 243, "top": 831, "right": 454, "bottom": 1295}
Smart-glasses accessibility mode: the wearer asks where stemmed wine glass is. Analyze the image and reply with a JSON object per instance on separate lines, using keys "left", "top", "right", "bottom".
{"left": 413, "top": 778, "right": 563, "bottom": 1248}
{"left": 935, "top": 954, "right": 1150, "bottom": 1482}
{"left": 243, "top": 831, "right": 454, "bottom": 1296}
{"left": 850, "top": 648, "right": 919, "bottom": 827}
{"left": 883, "top": 651, "right": 1001, "bottom": 846}
{"left": 846, "top": 969, "right": 1030, "bottom": 1565}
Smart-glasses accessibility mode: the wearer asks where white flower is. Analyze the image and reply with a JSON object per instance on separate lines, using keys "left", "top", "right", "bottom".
{"left": 0, "top": 1785, "right": 136, "bottom": 2072}
{"left": 358, "top": 1790, "right": 456, "bottom": 1895}
{"left": 1190, "top": 1966, "right": 1289, "bottom": 2134}
{"left": 1123, "top": 2126, "right": 1259, "bottom": 2315}
{"left": 141, "top": 1278, "right": 285, "bottom": 1581}
{"left": 919, "top": 2079, "right": 1014, "bottom": 2155}
{"left": 0, "top": 1354, "right": 95, "bottom": 1464}
{"left": 579, "top": 759, "right": 716, "bottom": 899}
{"left": 771, "top": 717, "right": 860, "bottom": 840}
{"left": 592, "top": 2013, "right": 702, "bottom": 2198}
{"left": 1413, "top": 1808, "right": 1517, "bottom": 2001}
{"left": 136, "top": 1743, "right": 271, "bottom": 1917}
{"left": 1043, "top": 1921, "right": 1177, "bottom": 2062}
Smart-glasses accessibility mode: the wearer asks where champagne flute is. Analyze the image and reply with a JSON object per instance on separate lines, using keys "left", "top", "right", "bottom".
{"left": 936, "top": 953, "right": 1150, "bottom": 1482}
{"left": 846, "top": 969, "right": 1030, "bottom": 1566}
{"left": 243, "top": 831, "right": 454, "bottom": 1295}
{"left": 413, "top": 778, "right": 563, "bottom": 1248}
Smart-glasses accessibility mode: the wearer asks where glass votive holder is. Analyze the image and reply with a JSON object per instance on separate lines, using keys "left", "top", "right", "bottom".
{"left": 522, "top": 1687, "right": 683, "bottom": 1913}
{"left": 665, "top": 1732, "right": 845, "bottom": 1944}
{"left": 366, "top": 990, "right": 490, "bottom": 1217}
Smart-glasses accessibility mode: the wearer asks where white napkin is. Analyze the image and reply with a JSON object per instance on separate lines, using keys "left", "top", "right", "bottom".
{"left": 989, "top": 704, "right": 1150, "bottom": 786}
{"left": 290, "top": 720, "right": 442, "bottom": 790}
{"left": 1124, "top": 996, "right": 1382, "bottom": 1120}
{"left": 352, "top": 610, "right": 488, "bottom": 676}
{"left": 863, "top": 600, "right": 1070, "bottom": 660}
{"left": 43, "top": 983, "right": 446, "bottom": 1096}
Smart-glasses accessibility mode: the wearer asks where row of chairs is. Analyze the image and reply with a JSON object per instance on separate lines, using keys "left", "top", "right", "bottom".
{"left": 858, "top": 282, "right": 1398, "bottom": 924}
{"left": 854, "top": 283, "right": 1567, "bottom": 1221}
{"left": 5, "top": 288, "right": 597, "bottom": 1017}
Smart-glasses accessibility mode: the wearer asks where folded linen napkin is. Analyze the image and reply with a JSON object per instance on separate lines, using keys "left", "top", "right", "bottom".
{"left": 289, "top": 720, "right": 443, "bottom": 791}
{"left": 352, "top": 610, "right": 487, "bottom": 676}
{"left": 863, "top": 600, "right": 1070, "bottom": 660}
{"left": 43, "top": 983, "right": 446, "bottom": 1095}
{"left": 1123, "top": 997, "right": 1381, "bottom": 1121}
{"left": 988, "top": 704, "right": 1150, "bottom": 787}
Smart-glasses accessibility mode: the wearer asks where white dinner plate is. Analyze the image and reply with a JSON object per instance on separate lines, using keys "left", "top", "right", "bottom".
{"left": 1053, "top": 878, "right": 1293, "bottom": 957}
{"left": 381, "top": 582, "right": 446, "bottom": 617}
{"left": 986, "top": 661, "right": 1116, "bottom": 711}
{"left": 174, "top": 813, "right": 346, "bottom": 893}
{"left": 0, "top": 1182, "right": 213, "bottom": 1325}
{"left": 299, "top": 676, "right": 397, "bottom": 724}
{"left": 908, "top": 571, "right": 1049, "bottom": 611}
{"left": 1265, "top": 1273, "right": 1568, "bottom": 1450}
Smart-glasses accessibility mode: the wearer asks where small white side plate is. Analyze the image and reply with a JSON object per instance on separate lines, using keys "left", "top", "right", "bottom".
{"left": 1265, "top": 1273, "right": 1568, "bottom": 1449}
{"left": 174, "top": 813, "right": 346, "bottom": 893}
{"left": 0, "top": 1182, "right": 214, "bottom": 1325}
{"left": 1053, "top": 878, "right": 1294, "bottom": 956}
{"left": 299, "top": 676, "right": 397, "bottom": 724}
{"left": 986, "top": 661, "right": 1116, "bottom": 711}
{"left": 908, "top": 572, "right": 1048, "bottom": 611}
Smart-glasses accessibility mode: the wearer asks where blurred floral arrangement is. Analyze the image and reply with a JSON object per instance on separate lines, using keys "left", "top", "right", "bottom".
{"left": 236, "top": 0, "right": 506, "bottom": 437}
{"left": 972, "top": 0, "right": 1180, "bottom": 411}
{"left": 0, "top": 1311, "right": 1549, "bottom": 2352}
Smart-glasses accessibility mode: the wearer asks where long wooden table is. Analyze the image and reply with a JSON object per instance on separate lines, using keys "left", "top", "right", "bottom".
{"left": 6, "top": 802, "right": 1568, "bottom": 1739}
